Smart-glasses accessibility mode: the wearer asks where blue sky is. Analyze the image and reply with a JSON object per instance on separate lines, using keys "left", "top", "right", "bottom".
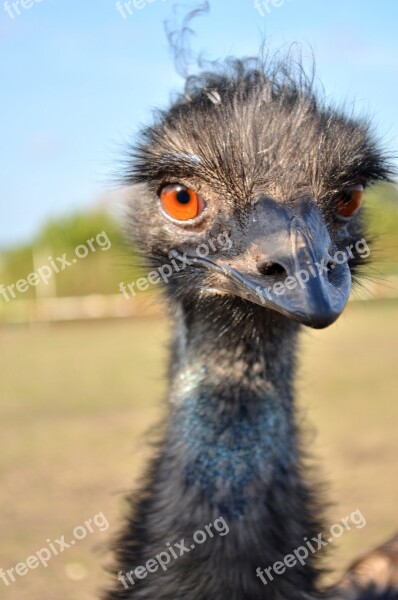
{"left": 1, "top": 0, "right": 398, "bottom": 247}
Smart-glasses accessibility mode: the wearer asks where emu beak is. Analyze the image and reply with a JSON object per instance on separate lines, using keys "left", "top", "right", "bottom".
{"left": 192, "top": 197, "right": 351, "bottom": 329}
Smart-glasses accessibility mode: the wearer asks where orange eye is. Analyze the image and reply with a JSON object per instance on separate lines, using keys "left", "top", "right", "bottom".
{"left": 160, "top": 184, "right": 204, "bottom": 221}
{"left": 336, "top": 185, "right": 364, "bottom": 218}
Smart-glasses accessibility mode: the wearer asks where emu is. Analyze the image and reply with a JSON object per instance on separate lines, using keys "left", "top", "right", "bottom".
{"left": 104, "top": 52, "right": 397, "bottom": 600}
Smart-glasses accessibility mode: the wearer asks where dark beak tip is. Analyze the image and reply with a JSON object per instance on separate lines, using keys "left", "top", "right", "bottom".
{"left": 251, "top": 286, "right": 348, "bottom": 329}
{"left": 296, "top": 297, "right": 348, "bottom": 329}
{"left": 290, "top": 295, "right": 349, "bottom": 328}
{"left": 302, "top": 314, "right": 341, "bottom": 329}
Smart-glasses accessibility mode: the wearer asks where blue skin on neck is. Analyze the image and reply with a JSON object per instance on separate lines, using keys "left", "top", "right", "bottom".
{"left": 169, "top": 300, "right": 298, "bottom": 518}
{"left": 175, "top": 389, "right": 292, "bottom": 519}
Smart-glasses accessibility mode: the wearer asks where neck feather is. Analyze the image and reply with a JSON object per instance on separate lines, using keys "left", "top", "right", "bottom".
{"left": 168, "top": 296, "right": 301, "bottom": 518}
{"left": 109, "top": 296, "right": 324, "bottom": 600}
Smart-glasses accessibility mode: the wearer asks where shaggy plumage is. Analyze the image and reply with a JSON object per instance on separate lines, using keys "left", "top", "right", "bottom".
{"left": 103, "top": 51, "right": 396, "bottom": 600}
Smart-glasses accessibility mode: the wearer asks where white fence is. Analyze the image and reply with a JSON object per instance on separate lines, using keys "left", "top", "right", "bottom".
{"left": 0, "top": 294, "right": 163, "bottom": 324}
{"left": 0, "top": 277, "right": 397, "bottom": 325}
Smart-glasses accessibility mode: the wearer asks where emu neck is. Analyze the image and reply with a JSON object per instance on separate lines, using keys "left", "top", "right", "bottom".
{"left": 107, "top": 298, "right": 322, "bottom": 600}
{"left": 169, "top": 297, "right": 301, "bottom": 518}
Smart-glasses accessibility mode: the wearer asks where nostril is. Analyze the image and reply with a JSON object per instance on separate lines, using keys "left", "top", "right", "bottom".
{"left": 327, "top": 260, "right": 335, "bottom": 271}
{"left": 325, "top": 258, "right": 338, "bottom": 280}
{"left": 256, "top": 259, "right": 287, "bottom": 277}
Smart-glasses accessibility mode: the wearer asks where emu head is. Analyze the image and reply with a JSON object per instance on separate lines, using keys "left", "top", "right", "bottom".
{"left": 127, "top": 57, "right": 390, "bottom": 328}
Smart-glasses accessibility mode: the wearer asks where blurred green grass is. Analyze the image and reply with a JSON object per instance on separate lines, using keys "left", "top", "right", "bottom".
{"left": 1, "top": 301, "right": 398, "bottom": 599}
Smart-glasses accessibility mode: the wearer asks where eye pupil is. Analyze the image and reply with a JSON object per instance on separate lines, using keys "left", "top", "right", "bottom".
{"left": 341, "top": 191, "right": 351, "bottom": 203}
{"left": 176, "top": 189, "right": 191, "bottom": 204}
{"left": 336, "top": 185, "right": 364, "bottom": 218}
{"left": 159, "top": 183, "right": 204, "bottom": 221}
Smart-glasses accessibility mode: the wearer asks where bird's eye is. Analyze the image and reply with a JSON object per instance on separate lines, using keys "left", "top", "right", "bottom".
{"left": 335, "top": 184, "right": 364, "bottom": 218}
{"left": 159, "top": 184, "right": 205, "bottom": 221}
